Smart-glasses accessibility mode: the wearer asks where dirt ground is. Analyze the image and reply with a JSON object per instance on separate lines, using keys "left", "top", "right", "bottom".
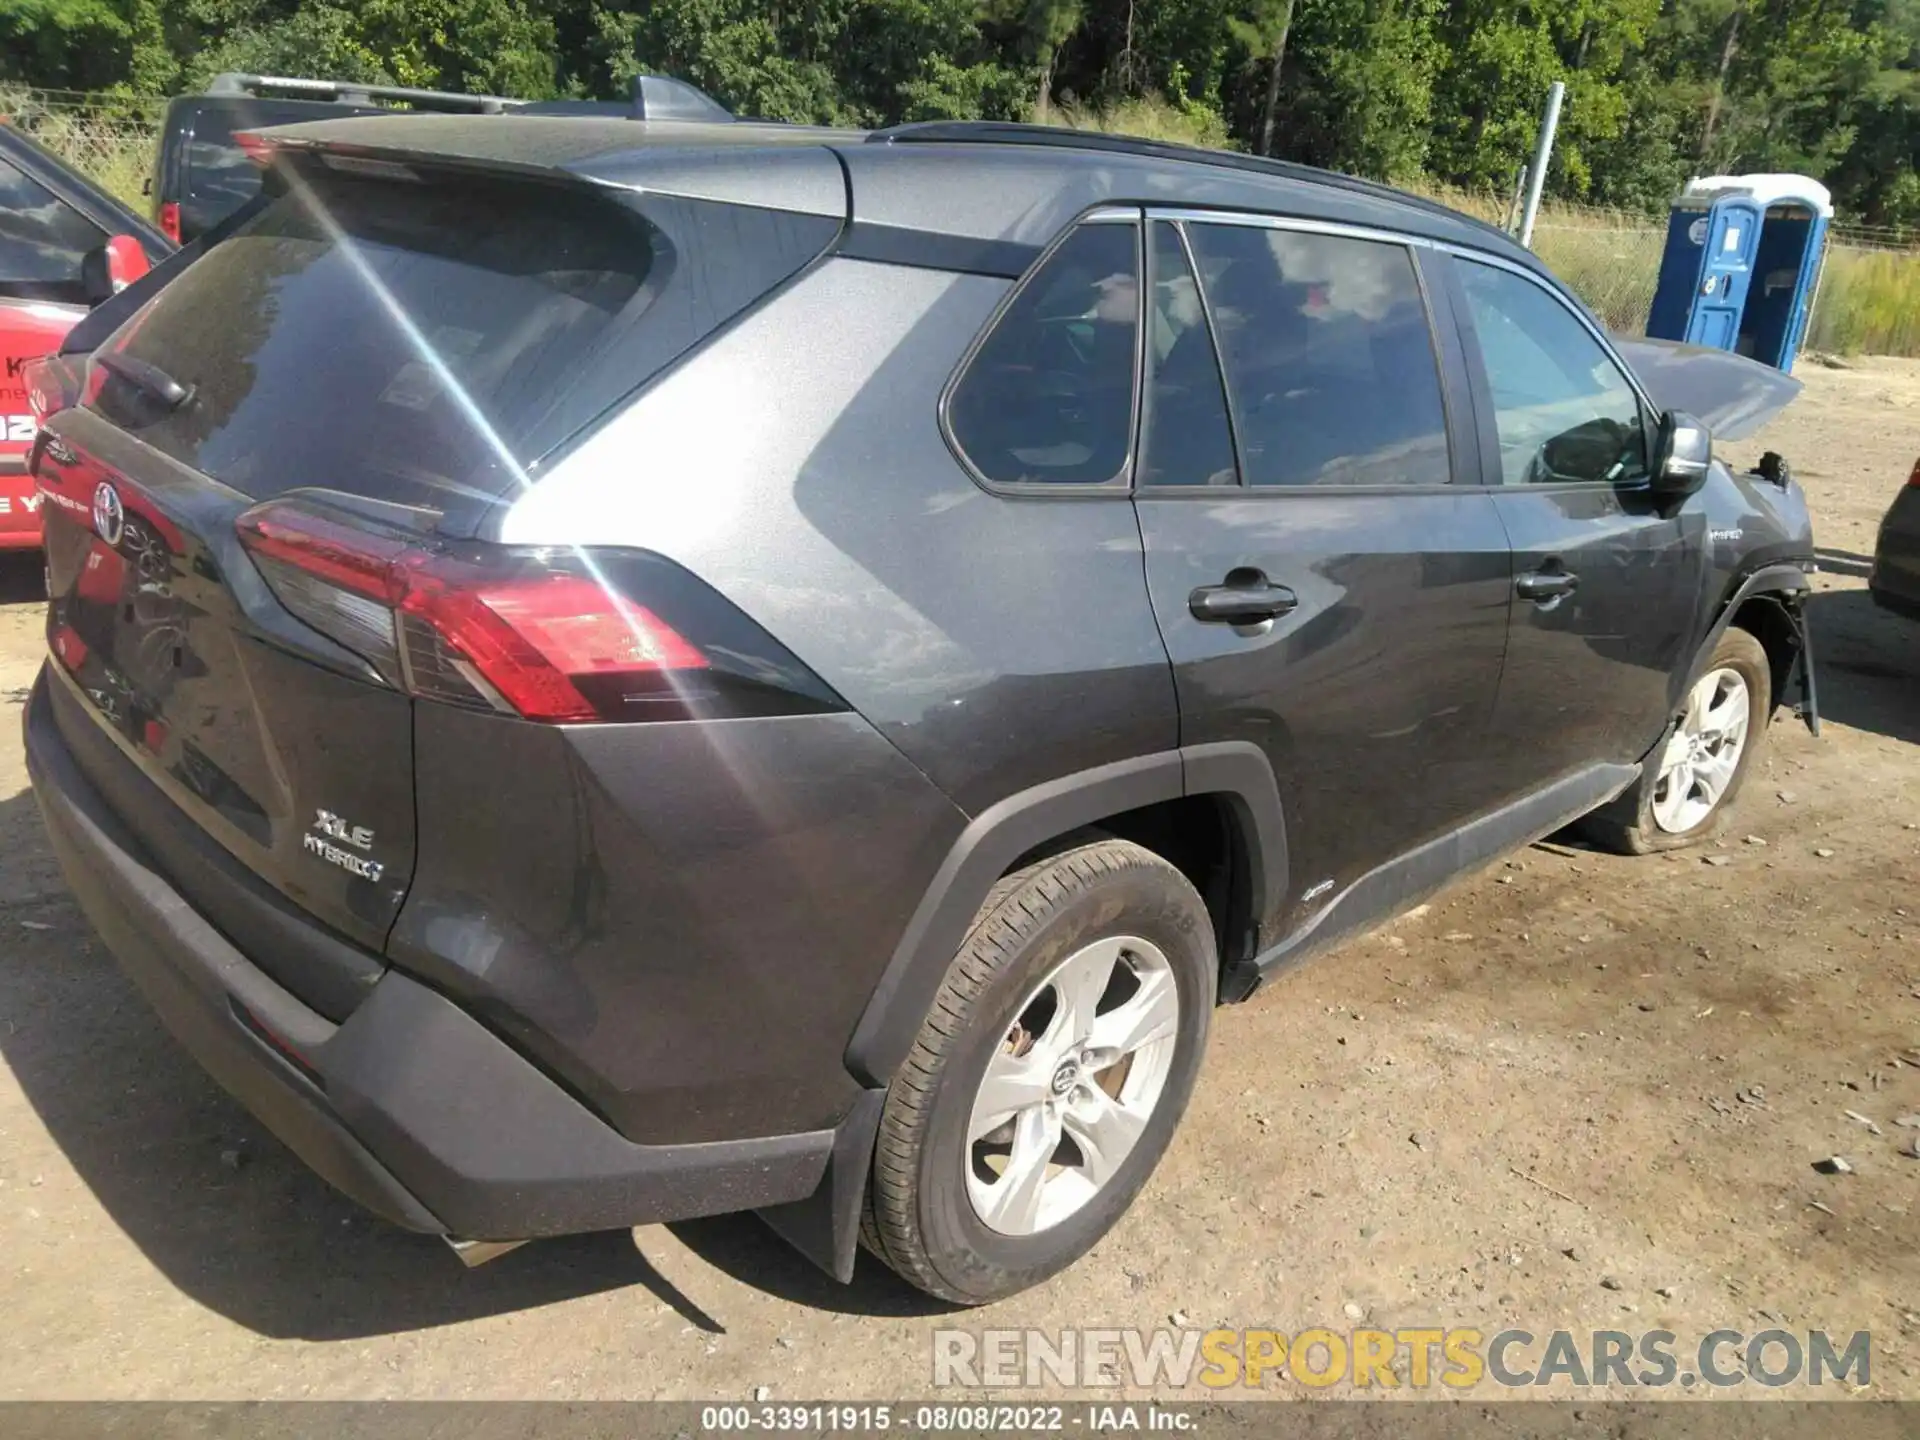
{"left": 0, "top": 359, "right": 1915, "bottom": 1404}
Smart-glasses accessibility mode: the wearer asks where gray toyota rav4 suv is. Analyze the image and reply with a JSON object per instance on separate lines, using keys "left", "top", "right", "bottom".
{"left": 25, "top": 116, "right": 1817, "bottom": 1304}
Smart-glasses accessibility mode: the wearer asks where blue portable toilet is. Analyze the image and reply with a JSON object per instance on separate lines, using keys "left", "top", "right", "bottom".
{"left": 1645, "top": 173, "right": 1832, "bottom": 373}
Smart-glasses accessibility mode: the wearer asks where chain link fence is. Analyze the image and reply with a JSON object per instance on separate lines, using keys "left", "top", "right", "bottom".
{"left": 3, "top": 86, "right": 1917, "bottom": 355}
{"left": 0, "top": 87, "right": 165, "bottom": 210}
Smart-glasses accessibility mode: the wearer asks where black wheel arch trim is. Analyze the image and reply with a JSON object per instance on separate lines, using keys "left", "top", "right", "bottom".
{"left": 1685, "top": 561, "right": 1819, "bottom": 732}
{"left": 1700, "top": 562, "right": 1814, "bottom": 657}
{"left": 842, "top": 742, "right": 1288, "bottom": 1087}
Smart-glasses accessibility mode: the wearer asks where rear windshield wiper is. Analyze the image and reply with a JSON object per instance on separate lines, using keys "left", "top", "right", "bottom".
{"left": 95, "top": 351, "right": 195, "bottom": 411}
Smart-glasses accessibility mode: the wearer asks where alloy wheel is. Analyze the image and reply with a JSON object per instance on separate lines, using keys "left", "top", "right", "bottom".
{"left": 1651, "top": 666, "right": 1751, "bottom": 834}
{"left": 965, "top": 936, "right": 1180, "bottom": 1236}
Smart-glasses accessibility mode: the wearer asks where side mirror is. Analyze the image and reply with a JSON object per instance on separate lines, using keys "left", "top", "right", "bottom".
{"left": 80, "top": 235, "right": 153, "bottom": 305}
{"left": 1652, "top": 409, "right": 1712, "bottom": 501}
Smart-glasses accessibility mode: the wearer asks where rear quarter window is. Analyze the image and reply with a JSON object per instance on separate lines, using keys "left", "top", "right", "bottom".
{"left": 946, "top": 220, "right": 1140, "bottom": 488}
{"left": 94, "top": 165, "right": 837, "bottom": 511}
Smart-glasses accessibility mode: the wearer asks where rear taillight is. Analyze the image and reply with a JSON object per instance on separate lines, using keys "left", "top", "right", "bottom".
{"left": 236, "top": 498, "right": 839, "bottom": 725}
{"left": 1908, "top": 457, "right": 1919, "bottom": 488}
{"left": 157, "top": 201, "right": 181, "bottom": 244}
{"left": 233, "top": 130, "right": 274, "bottom": 167}
{"left": 21, "top": 354, "right": 85, "bottom": 474}
{"left": 21, "top": 355, "right": 75, "bottom": 426}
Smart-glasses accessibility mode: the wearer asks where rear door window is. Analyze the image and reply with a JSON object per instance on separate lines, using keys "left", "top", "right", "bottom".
{"left": 1185, "top": 223, "right": 1451, "bottom": 488}
{"left": 0, "top": 153, "right": 107, "bottom": 304}
{"left": 93, "top": 166, "right": 837, "bottom": 510}
{"left": 947, "top": 220, "right": 1139, "bottom": 487}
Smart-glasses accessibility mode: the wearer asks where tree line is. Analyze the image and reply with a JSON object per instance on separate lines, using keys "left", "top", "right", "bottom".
{"left": 5, "top": 0, "right": 1917, "bottom": 225}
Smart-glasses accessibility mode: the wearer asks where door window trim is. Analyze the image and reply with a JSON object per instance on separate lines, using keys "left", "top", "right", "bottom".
{"left": 1436, "top": 245, "right": 1661, "bottom": 493}
{"left": 1131, "top": 216, "right": 1243, "bottom": 494}
{"left": 937, "top": 204, "right": 1145, "bottom": 500}
{"left": 1135, "top": 205, "right": 1463, "bottom": 498}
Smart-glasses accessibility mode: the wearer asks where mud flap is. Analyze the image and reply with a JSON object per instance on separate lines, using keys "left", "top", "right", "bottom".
{"left": 1783, "top": 601, "right": 1822, "bottom": 737}
{"left": 755, "top": 1089, "right": 886, "bottom": 1283}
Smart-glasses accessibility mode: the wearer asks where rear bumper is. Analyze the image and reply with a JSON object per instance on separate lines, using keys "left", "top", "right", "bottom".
{"left": 25, "top": 667, "right": 833, "bottom": 1239}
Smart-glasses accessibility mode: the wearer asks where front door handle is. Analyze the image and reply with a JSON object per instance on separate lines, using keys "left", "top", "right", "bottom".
{"left": 1515, "top": 569, "right": 1579, "bottom": 603}
{"left": 1189, "top": 575, "right": 1299, "bottom": 624}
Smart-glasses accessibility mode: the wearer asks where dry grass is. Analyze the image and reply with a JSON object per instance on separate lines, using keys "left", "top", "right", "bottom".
{"left": 1804, "top": 246, "right": 1920, "bottom": 357}
{"left": 1037, "top": 93, "right": 1232, "bottom": 151}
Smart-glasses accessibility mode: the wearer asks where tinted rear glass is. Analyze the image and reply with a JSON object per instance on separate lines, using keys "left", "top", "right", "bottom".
{"left": 96, "top": 165, "right": 836, "bottom": 509}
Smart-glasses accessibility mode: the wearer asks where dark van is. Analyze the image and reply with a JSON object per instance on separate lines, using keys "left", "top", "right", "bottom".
{"left": 149, "top": 75, "right": 522, "bottom": 245}
{"left": 149, "top": 72, "right": 732, "bottom": 244}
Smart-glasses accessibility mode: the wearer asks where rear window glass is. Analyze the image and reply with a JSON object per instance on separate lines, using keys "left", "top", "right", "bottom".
{"left": 95, "top": 166, "right": 835, "bottom": 508}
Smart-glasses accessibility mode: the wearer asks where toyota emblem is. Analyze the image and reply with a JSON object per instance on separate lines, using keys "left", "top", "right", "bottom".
{"left": 92, "top": 481, "right": 124, "bottom": 547}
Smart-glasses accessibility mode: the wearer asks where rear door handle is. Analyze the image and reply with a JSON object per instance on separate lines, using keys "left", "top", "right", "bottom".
{"left": 1515, "top": 569, "right": 1579, "bottom": 603}
{"left": 1189, "top": 576, "right": 1299, "bottom": 624}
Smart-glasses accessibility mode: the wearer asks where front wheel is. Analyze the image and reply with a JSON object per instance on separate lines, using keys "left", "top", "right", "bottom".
{"left": 862, "top": 840, "right": 1216, "bottom": 1305}
{"left": 1580, "top": 626, "right": 1772, "bottom": 855}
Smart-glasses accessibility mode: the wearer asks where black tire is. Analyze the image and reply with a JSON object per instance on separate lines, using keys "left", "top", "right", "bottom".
{"left": 862, "top": 839, "right": 1216, "bottom": 1305}
{"left": 1578, "top": 626, "right": 1772, "bottom": 855}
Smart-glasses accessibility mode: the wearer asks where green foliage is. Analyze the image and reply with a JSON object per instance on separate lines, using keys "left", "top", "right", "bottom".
{"left": 0, "top": 0, "right": 131, "bottom": 91}
{"left": 1278, "top": 0, "right": 1444, "bottom": 182}
{"left": 3, "top": 0, "right": 1919, "bottom": 229}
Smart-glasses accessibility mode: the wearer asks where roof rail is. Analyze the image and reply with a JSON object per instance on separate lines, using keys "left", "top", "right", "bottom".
{"left": 204, "top": 73, "right": 523, "bottom": 114}
{"left": 867, "top": 121, "right": 1512, "bottom": 244}
{"left": 205, "top": 71, "right": 734, "bottom": 125}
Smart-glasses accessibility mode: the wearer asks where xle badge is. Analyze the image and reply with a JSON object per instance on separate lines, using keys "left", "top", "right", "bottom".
{"left": 303, "top": 809, "right": 383, "bottom": 882}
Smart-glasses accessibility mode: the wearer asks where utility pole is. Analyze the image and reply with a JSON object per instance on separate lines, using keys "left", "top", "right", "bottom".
{"left": 1257, "top": 0, "right": 1297, "bottom": 157}
{"left": 1518, "top": 81, "right": 1565, "bottom": 250}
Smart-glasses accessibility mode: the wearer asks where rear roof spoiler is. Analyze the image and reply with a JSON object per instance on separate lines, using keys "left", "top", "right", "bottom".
{"left": 206, "top": 72, "right": 732, "bottom": 123}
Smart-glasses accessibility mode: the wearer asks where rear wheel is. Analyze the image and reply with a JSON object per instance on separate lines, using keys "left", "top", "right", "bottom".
{"left": 862, "top": 840, "right": 1215, "bottom": 1304}
{"left": 1580, "top": 627, "right": 1772, "bottom": 854}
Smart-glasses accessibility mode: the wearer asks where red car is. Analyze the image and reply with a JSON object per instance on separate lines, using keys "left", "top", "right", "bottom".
{"left": 1, "top": 121, "right": 172, "bottom": 548}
